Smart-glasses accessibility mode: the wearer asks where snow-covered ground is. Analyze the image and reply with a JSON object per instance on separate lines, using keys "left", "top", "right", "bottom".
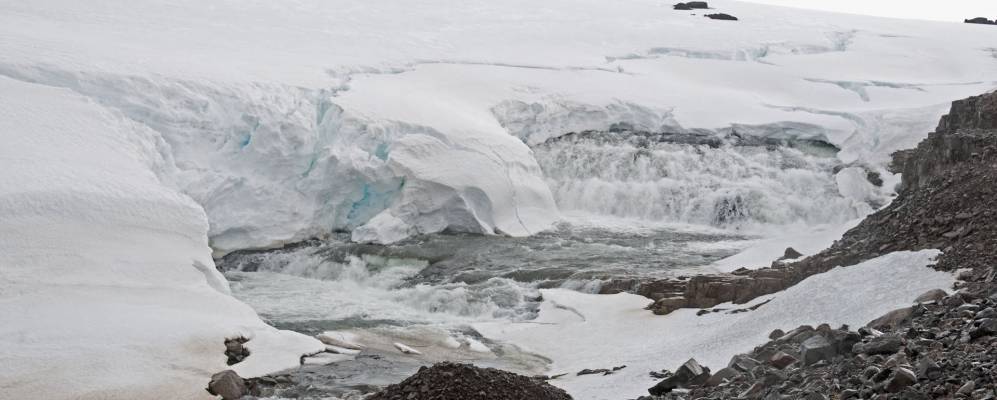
{"left": 476, "top": 250, "right": 954, "bottom": 400}
{"left": 0, "top": 77, "right": 323, "bottom": 399}
{"left": 2, "top": 0, "right": 996, "bottom": 250}
{"left": 2, "top": 0, "right": 995, "bottom": 399}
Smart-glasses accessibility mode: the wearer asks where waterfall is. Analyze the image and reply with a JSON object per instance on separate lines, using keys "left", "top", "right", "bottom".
{"left": 533, "top": 131, "right": 860, "bottom": 229}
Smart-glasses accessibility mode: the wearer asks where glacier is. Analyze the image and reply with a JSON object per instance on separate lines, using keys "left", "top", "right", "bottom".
{"left": 2, "top": 0, "right": 997, "bottom": 399}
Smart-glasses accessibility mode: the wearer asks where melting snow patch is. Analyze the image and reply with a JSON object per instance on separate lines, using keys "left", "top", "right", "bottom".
{"left": 476, "top": 250, "right": 952, "bottom": 400}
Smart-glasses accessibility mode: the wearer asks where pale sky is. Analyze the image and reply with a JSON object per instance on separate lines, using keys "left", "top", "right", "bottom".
{"left": 745, "top": 0, "right": 995, "bottom": 22}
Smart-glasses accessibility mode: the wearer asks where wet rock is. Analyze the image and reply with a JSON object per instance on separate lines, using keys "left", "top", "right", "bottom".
{"left": 207, "top": 370, "right": 249, "bottom": 400}
{"left": 800, "top": 335, "right": 836, "bottom": 366}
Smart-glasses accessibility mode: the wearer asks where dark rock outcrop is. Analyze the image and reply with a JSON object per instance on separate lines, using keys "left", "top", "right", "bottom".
{"left": 673, "top": 2, "right": 709, "bottom": 10}
{"left": 705, "top": 13, "right": 738, "bottom": 21}
{"left": 965, "top": 17, "right": 996, "bottom": 25}
{"left": 366, "top": 362, "right": 572, "bottom": 400}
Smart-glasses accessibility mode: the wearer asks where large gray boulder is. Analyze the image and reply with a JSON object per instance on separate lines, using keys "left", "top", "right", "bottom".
{"left": 853, "top": 334, "right": 903, "bottom": 355}
{"left": 800, "top": 335, "right": 836, "bottom": 366}
{"left": 207, "top": 370, "right": 249, "bottom": 400}
{"left": 866, "top": 307, "right": 914, "bottom": 331}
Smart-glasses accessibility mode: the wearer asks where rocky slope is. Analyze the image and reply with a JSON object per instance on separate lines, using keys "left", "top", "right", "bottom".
{"left": 365, "top": 362, "right": 573, "bottom": 400}
{"left": 617, "top": 91, "right": 997, "bottom": 316}
{"left": 636, "top": 91, "right": 997, "bottom": 399}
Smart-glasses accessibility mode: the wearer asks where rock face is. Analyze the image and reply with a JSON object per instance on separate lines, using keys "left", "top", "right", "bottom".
{"left": 366, "top": 362, "right": 572, "bottom": 400}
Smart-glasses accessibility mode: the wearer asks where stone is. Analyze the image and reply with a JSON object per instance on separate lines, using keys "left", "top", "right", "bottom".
{"left": 969, "top": 318, "right": 997, "bottom": 339}
{"left": 768, "top": 351, "right": 797, "bottom": 369}
{"left": 853, "top": 334, "right": 903, "bottom": 355}
{"left": 207, "top": 370, "right": 249, "bottom": 400}
{"left": 705, "top": 13, "right": 738, "bottom": 21}
{"left": 704, "top": 367, "right": 738, "bottom": 386}
{"left": 916, "top": 357, "right": 941, "bottom": 380}
{"left": 728, "top": 354, "right": 761, "bottom": 372}
{"left": 976, "top": 307, "right": 997, "bottom": 319}
{"left": 648, "top": 358, "right": 711, "bottom": 395}
{"left": 914, "top": 289, "right": 947, "bottom": 304}
{"left": 779, "top": 247, "right": 803, "bottom": 261}
{"left": 673, "top": 1, "right": 709, "bottom": 10}
{"left": 800, "top": 335, "right": 836, "bottom": 366}
{"left": 768, "top": 329, "right": 785, "bottom": 340}
{"left": 867, "top": 307, "right": 914, "bottom": 331}
{"left": 965, "top": 17, "right": 996, "bottom": 25}
{"left": 884, "top": 368, "right": 916, "bottom": 393}
{"left": 739, "top": 383, "right": 765, "bottom": 399}
{"left": 957, "top": 380, "right": 975, "bottom": 395}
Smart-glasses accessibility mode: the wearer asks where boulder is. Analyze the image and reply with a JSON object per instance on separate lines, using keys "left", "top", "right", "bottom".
{"left": 705, "top": 367, "right": 738, "bottom": 386}
{"left": 800, "top": 335, "right": 836, "bottom": 366}
{"left": 768, "top": 351, "right": 798, "bottom": 369}
{"left": 914, "top": 289, "right": 947, "bottom": 304}
{"left": 779, "top": 247, "right": 804, "bottom": 261}
{"left": 673, "top": 1, "right": 709, "bottom": 10}
{"left": 705, "top": 13, "right": 738, "bottom": 21}
{"left": 207, "top": 370, "right": 249, "bottom": 400}
{"left": 916, "top": 357, "right": 941, "bottom": 380}
{"left": 866, "top": 307, "right": 914, "bottom": 331}
{"left": 649, "top": 358, "right": 711, "bottom": 395}
{"left": 965, "top": 17, "right": 996, "bottom": 25}
{"left": 728, "top": 354, "right": 761, "bottom": 372}
{"left": 884, "top": 367, "right": 916, "bottom": 393}
{"left": 853, "top": 334, "right": 903, "bottom": 355}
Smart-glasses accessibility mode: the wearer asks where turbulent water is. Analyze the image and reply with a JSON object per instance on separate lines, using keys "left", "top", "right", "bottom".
{"left": 223, "top": 131, "right": 859, "bottom": 338}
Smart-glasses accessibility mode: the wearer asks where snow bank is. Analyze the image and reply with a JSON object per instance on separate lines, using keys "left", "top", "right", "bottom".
{"left": 0, "top": 77, "right": 323, "bottom": 399}
{"left": 475, "top": 250, "right": 952, "bottom": 400}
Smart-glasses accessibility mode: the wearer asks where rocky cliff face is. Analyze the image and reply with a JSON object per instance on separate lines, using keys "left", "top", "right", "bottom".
{"left": 633, "top": 90, "right": 997, "bottom": 315}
